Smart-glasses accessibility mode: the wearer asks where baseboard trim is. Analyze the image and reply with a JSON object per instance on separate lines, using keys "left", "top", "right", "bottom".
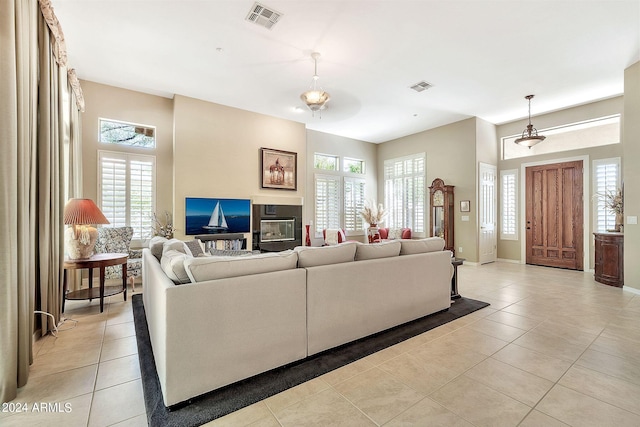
{"left": 623, "top": 286, "right": 640, "bottom": 295}
{"left": 496, "top": 258, "right": 522, "bottom": 264}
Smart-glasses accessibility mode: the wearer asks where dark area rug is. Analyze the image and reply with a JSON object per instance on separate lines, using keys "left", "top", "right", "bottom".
{"left": 132, "top": 293, "right": 489, "bottom": 427}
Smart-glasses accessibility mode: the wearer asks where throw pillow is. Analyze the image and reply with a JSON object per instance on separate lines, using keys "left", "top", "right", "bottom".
{"left": 163, "top": 238, "right": 186, "bottom": 255}
{"left": 149, "top": 236, "right": 168, "bottom": 261}
{"left": 183, "top": 239, "right": 204, "bottom": 257}
{"left": 387, "top": 228, "right": 404, "bottom": 240}
{"left": 160, "top": 249, "right": 191, "bottom": 284}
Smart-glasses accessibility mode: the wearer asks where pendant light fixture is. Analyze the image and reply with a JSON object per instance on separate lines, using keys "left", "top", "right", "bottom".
{"left": 514, "top": 94, "right": 546, "bottom": 148}
{"left": 300, "top": 52, "right": 330, "bottom": 117}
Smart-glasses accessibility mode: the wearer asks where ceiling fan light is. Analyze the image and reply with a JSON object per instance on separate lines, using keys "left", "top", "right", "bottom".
{"left": 300, "top": 90, "right": 330, "bottom": 108}
{"left": 300, "top": 52, "right": 330, "bottom": 116}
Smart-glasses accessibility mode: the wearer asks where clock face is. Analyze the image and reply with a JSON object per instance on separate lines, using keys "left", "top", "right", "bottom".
{"left": 433, "top": 190, "right": 444, "bottom": 207}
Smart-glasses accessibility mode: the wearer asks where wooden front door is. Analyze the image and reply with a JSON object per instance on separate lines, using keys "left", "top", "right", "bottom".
{"left": 525, "top": 161, "right": 583, "bottom": 270}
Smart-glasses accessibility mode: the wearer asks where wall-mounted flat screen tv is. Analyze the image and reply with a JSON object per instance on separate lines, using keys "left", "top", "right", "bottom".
{"left": 185, "top": 198, "right": 251, "bottom": 235}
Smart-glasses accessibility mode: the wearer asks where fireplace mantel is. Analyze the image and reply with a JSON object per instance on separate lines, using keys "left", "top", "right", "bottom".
{"left": 251, "top": 195, "right": 303, "bottom": 206}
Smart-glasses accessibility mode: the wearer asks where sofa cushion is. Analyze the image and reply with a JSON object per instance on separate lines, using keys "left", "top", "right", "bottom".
{"left": 399, "top": 237, "right": 445, "bottom": 255}
{"left": 355, "top": 240, "right": 401, "bottom": 261}
{"left": 183, "top": 239, "right": 205, "bottom": 257}
{"left": 184, "top": 251, "right": 298, "bottom": 282}
{"left": 149, "top": 236, "right": 168, "bottom": 261}
{"left": 160, "top": 249, "right": 191, "bottom": 284}
{"left": 295, "top": 242, "right": 357, "bottom": 267}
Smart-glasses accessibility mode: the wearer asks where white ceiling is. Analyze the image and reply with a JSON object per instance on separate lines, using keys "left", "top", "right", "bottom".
{"left": 53, "top": 0, "right": 640, "bottom": 143}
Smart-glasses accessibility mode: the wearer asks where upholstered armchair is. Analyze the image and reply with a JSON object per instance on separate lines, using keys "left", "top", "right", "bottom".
{"left": 94, "top": 226, "right": 142, "bottom": 291}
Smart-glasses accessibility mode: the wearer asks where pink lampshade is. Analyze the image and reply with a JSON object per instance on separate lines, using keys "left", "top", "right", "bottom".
{"left": 63, "top": 198, "right": 110, "bottom": 225}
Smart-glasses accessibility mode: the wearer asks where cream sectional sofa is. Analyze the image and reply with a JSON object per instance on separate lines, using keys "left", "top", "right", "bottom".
{"left": 142, "top": 237, "right": 452, "bottom": 407}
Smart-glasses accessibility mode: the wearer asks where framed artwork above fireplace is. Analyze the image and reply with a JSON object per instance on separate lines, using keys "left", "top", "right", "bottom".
{"left": 260, "top": 148, "right": 297, "bottom": 190}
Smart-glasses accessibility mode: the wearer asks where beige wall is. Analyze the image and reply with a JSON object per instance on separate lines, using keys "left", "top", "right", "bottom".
{"left": 172, "top": 95, "right": 307, "bottom": 244}
{"left": 623, "top": 62, "right": 640, "bottom": 291}
{"left": 496, "top": 96, "right": 625, "bottom": 268}
{"left": 377, "top": 118, "right": 480, "bottom": 261}
{"left": 80, "top": 80, "right": 175, "bottom": 232}
{"left": 306, "top": 130, "right": 378, "bottom": 245}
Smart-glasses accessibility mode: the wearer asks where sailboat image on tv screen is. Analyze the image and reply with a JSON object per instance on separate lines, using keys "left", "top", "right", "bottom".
{"left": 202, "top": 201, "right": 228, "bottom": 231}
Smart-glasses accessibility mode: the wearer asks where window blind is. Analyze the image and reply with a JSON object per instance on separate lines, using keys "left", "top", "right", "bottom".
{"left": 383, "top": 154, "right": 425, "bottom": 232}
{"left": 99, "top": 151, "right": 155, "bottom": 241}
{"left": 314, "top": 174, "right": 341, "bottom": 236}
{"left": 344, "top": 177, "right": 365, "bottom": 233}
{"left": 500, "top": 169, "right": 518, "bottom": 240}
{"left": 593, "top": 158, "right": 620, "bottom": 233}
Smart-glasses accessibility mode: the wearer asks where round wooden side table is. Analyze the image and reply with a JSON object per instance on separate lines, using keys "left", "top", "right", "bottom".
{"left": 62, "top": 253, "right": 128, "bottom": 313}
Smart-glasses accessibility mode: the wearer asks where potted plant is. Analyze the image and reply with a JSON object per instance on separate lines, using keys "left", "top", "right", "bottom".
{"left": 360, "top": 200, "right": 387, "bottom": 243}
{"left": 596, "top": 188, "right": 624, "bottom": 232}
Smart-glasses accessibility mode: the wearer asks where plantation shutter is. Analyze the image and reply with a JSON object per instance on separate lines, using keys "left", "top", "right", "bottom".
{"left": 314, "top": 174, "right": 340, "bottom": 236}
{"left": 384, "top": 153, "right": 425, "bottom": 232}
{"left": 344, "top": 177, "right": 366, "bottom": 233}
{"left": 99, "top": 152, "right": 127, "bottom": 228}
{"left": 129, "top": 159, "right": 155, "bottom": 240}
{"left": 593, "top": 158, "right": 620, "bottom": 233}
{"left": 99, "top": 150, "right": 156, "bottom": 242}
{"left": 500, "top": 169, "right": 518, "bottom": 240}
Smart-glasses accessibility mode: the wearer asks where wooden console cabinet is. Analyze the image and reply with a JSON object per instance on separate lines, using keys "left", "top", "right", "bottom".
{"left": 594, "top": 232, "right": 623, "bottom": 287}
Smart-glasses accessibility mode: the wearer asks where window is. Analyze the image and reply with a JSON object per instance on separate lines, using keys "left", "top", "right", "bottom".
{"left": 500, "top": 169, "right": 518, "bottom": 240}
{"left": 344, "top": 177, "right": 366, "bottom": 233}
{"left": 314, "top": 153, "right": 339, "bottom": 171}
{"left": 502, "top": 115, "right": 620, "bottom": 160}
{"left": 98, "top": 150, "right": 155, "bottom": 242}
{"left": 99, "top": 118, "right": 156, "bottom": 148}
{"left": 343, "top": 157, "right": 365, "bottom": 174}
{"left": 384, "top": 153, "right": 425, "bottom": 233}
{"left": 593, "top": 158, "right": 621, "bottom": 233}
{"left": 314, "top": 174, "right": 341, "bottom": 236}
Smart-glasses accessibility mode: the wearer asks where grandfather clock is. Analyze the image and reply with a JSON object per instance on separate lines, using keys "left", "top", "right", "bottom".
{"left": 429, "top": 178, "right": 455, "bottom": 255}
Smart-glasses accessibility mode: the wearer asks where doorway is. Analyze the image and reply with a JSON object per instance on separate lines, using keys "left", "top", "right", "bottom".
{"left": 525, "top": 160, "right": 584, "bottom": 270}
{"left": 479, "top": 163, "right": 497, "bottom": 264}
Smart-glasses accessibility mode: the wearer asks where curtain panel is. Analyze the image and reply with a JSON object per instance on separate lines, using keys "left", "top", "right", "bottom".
{"left": 1, "top": 0, "right": 83, "bottom": 404}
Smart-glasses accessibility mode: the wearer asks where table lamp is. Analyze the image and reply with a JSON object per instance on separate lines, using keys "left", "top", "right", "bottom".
{"left": 63, "top": 198, "right": 110, "bottom": 259}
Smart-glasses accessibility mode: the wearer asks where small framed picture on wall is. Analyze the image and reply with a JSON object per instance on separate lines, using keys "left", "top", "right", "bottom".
{"left": 460, "top": 200, "right": 470, "bottom": 212}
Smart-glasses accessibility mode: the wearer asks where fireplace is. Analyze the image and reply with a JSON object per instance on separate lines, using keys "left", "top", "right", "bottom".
{"left": 260, "top": 219, "right": 295, "bottom": 243}
{"left": 252, "top": 204, "right": 302, "bottom": 252}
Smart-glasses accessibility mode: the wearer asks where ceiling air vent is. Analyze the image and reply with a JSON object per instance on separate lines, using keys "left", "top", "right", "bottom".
{"left": 410, "top": 81, "right": 433, "bottom": 92}
{"left": 246, "top": 2, "right": 283, "bottom": 30}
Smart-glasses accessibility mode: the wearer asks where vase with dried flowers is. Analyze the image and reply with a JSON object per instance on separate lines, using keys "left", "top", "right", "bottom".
{"left": 360, "top": 200, "right": 387, "bottom": 243}
{"left": 151, "top": 211, "right": 176, "bottom": 239}
{"left": 594, "top": 188, "right": 624, "bottom": 232}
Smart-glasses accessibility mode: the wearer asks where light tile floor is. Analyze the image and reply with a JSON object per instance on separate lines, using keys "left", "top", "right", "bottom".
{"left": 4, "top": 262, "right": 640, "bottom": 426}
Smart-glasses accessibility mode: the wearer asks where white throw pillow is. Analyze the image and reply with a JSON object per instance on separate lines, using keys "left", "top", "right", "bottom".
{"left": 387, "top": 228, "right": 404, "bottom": 240}
{"left": 355, "top": 240, "right": 401, "bottom": 261}
{"left": 163, "top": 238, "right": 186, "bottom": 255}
